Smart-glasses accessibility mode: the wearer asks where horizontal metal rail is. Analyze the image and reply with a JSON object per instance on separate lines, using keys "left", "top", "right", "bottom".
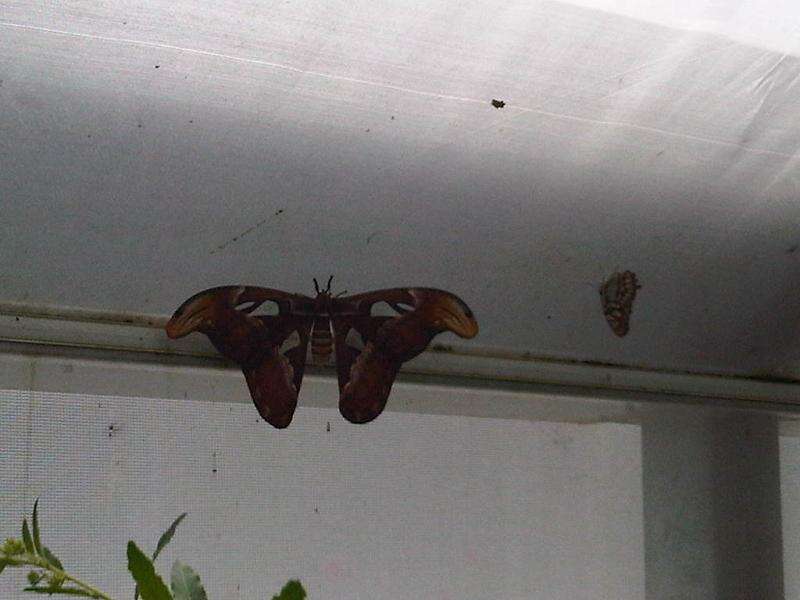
{"left": 0, "top": 301, "right": 799, "bottom": 416}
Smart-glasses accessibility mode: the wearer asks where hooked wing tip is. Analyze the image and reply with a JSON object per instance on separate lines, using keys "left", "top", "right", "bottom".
{"left": 451, "top": 316, "right": 479, "bottom": 339}
{"left": 423, "top": 293, "right": 479, "bottom": 339}
{"left": 165, "top": 317, "right": 187, "bottom": 339}
{"left": 164, "top": 290, "right": 224, "bottom": 338}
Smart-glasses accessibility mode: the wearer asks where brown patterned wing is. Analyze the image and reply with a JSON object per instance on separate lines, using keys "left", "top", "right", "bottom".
{"left": 165, "top": 286, "right": 314, "bottom": 428}
{"left": 599, "top": 271, "right": 641, "bottom": 337}
{"left": 330, "top": 288, "right": 478, "bottom": 424}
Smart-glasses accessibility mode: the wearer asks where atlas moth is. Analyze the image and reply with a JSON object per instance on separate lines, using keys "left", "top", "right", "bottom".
{"left": 166, "top": 277, "right": 478, "bottom": 428}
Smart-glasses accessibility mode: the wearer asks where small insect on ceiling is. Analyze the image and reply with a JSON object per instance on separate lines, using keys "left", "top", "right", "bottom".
{"left": 166, "top": 278, "right": 478, "bottom": 428}
{"left": 599, "top": 271, "right": 641, "bottom": 337}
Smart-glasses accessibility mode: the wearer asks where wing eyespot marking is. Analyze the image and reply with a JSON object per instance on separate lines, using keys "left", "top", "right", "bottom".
{"left": 235, "top": 300, "right": 279, "bottom": 316}
{"left": 279, "top": 330, "right": 302, "bottom": 354}
{"left": 369, "top": 302, "right": 398, "bottom": 317}
{"left": 369, "top": 301, "right": 415, "bottom": 317}
{"left": 345, "top": 327, "right": 366, "bottom": 351}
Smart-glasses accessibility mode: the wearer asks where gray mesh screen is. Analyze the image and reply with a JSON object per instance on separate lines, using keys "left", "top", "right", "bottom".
{"left": 0, "top": 389, "right": 643, "bottom": 599}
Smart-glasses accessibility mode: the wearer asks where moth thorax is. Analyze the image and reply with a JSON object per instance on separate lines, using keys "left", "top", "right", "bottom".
{"left": 311, "top": 317, "right": 333, "bottom": 365}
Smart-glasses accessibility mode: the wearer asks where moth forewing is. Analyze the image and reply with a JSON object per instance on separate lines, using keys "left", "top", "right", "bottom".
{"left": 600, "top": 277, "right": 620, "bottom": 302}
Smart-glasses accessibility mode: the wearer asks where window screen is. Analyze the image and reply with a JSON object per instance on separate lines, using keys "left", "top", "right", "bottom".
{"left": 1, "top": 389, "right": 644, "bottom": 599}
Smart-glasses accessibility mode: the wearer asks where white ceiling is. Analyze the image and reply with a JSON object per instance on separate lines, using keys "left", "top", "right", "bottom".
{"left": 3, "top": 1, "right": 800, "bottom": 379}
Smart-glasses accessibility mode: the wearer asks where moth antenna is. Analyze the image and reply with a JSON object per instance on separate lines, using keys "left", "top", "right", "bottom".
{"left": 326, "top": 275, "right": 334, "bottom": 293}
{"left": 313, "top": 278, "right": 320, "bottom": 294}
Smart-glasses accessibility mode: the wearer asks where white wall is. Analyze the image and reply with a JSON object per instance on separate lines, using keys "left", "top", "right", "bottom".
{"left": 6, "top": 1, "right": 800, "bottom": 378}
{"left": 0, "top": 388, "right": 644, "bottom": 599}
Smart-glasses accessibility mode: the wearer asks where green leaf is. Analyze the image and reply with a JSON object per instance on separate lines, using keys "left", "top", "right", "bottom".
{"left": 153, "top": 514, "right": 187, "bottom": 563}
{"left": 31, "top": 499, "right": 43, "bottom": 556}
{"left": 42, "top": 547, "right": 64, "bottom": 570}
{"left": 127, "top": 541, "right": 173, "bottom": 600}
{"left": 23, "top": 586, "right": 96, "bottom": 596}
{"left": 0, "top": 559, "right": 8, "bottom": 575}
{"left": 271, "top": 580, "right": 306, "bottom": 600}
{"left": 136, "top": 513, "right": 188, "bottom": 600}
{"left": 170, "top": 562, "right": 207, "bottom": 600}
{"left": 21, "top": 519, "right": 35, "bottom": 554}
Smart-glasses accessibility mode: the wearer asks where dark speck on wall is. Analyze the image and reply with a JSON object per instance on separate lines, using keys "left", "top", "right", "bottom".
{"left": 154, "top": 65, "right": 160, "bottom": 69}
{"left": 787, "top": 244, "right": 798, "bottom": 254}
{"left": 491, "top": 99, "right": 506, "bottom": 109}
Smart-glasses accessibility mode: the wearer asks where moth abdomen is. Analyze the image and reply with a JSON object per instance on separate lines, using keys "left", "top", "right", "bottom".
{"left": 311, "top": 317, "right": 333, "bottom": 365}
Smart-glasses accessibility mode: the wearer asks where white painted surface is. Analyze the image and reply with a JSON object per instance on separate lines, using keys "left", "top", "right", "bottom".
{"left": 3, "top": 1, "right": 800, "bottom": 377}
{"left": 0, "top": 388, "right": 644, "bottom": 599}
{"left": 563, "top": 0, "right": 800, "bottom": 54}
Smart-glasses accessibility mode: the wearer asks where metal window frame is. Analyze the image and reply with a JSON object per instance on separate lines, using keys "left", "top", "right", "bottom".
{"left": 1, "top": 303, "right": 800, "bottom": 428}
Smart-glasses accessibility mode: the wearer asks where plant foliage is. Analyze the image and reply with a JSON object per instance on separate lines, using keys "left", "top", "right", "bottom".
{"left": 1, "top": 500, "right": 306, "bottom": 600}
